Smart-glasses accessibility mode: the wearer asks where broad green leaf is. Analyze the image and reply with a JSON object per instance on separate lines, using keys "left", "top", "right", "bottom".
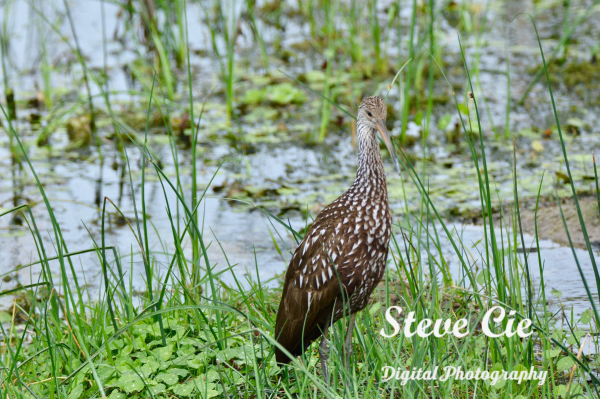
{"left": 117, "top": 374, "right": 144, "bottom": 393}
{"left": 566, "top": 118, "right": 585, "bottom": 128}
{"left": 187, "top": 356, "right": 204, "bottom": 369}
{"left": 579, "top": 309, "right": 592, "bottom": 324}
{"left": 115, "top": 357, "right": 135, "bottom": 372}
{"left": 437, "top": 114, "right": 452, "bottom": 131}
{"left": 490, "top": 376, "right": 506, "bottom": 389}
{"left": 67, "top": 384, "right": 84, "bottom": 399}
{"left": 514, "top": 364, "right": 528, "bottom": 372}
{"left": 153, "top": 344, "right": 173, "bottom": 362}
{"left": 97, "top": 366, "right": 116, "bottom": 380}
{"left": 147, "top": 383, "right": 166, "bottom": 396}
{"left": 567, "top": 330, "right": 586, "bottom": 345}
{"left": 120, "top": 344, "right": 133, "bottom": 357}
{"left": 156, "top": 372, "right": 179, "bottom": 386}
{"left": 217, "top": 347, "right": 242, "bottom": 362}
{"left": 178, "top": 344, "right": 196, "bottom": 356}
{"left": 168, "top": 368, "right": 189, "bottom": 377}
{"left": 486, "top": 363, "right": 506, "bottom": 389}
{"left": 569, "top": 384, "right": 583, "bottom": 395}
{"left": 266, "top": 83, "right": 307, "bottom": 105}
{"left": 543, "top": 349, "right": 561, "bottom": 358}
{"left": 551, "top": 328, "right": 564, "bottom": 341}
{"left": 111, "top": 339, "right": 125, "bottom": 349}
{"left": 171, "top": 380, "right": 196, "bottom": 397}
{"left": 304, "top": 70, "right": 326, "bottom": 83}
{"left": 532, "top": 140, "right": 544, "bottom": 152}
{"left": 476, "top": 270, "right": 490, "bottom": 285}
{"left": 369, "top": 302, "right": 381, "bottom": 315}
{"left": 138, "top": 363, "right": 154, "bottom": 379}
{"left": 554, "top": 385, "right": 567, "bottom": 397}
{"left": 141, "top": 358, "right": 160, "bottom": 373}
{"left": 204, "top": 369, "right": 219, "bottom": 383}
{"left": 242, "top": 89, "right": 266, "bottom": 105}
{"left": 553, "top": 383, "right": 581, "bottom": 396}
{"left": 557, "top": 357, "right": 574, "bottom": 371}
{"left": 107, "top": 391, "right": 126, "bottom": 399}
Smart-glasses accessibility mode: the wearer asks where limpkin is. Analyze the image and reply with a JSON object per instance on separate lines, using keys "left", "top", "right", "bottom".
{"left": 274, "top": 96, "right": 399, "bottom": 380}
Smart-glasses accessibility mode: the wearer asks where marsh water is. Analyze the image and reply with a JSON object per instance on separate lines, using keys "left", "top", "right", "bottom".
{"left": 0, "top": 0, "right": 598, "bottom": 320}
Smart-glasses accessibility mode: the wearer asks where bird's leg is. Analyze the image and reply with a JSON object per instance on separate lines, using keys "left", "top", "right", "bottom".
{"left": 319, "top": 325, "right": 330, "bottom": 383}
{"left": 344, "top": 313, "right": 356, "bottom": 371}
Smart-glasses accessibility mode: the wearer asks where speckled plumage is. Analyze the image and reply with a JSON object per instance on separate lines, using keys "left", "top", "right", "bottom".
{"left": 275, "top": 96, "right": 393, "bottom": 363}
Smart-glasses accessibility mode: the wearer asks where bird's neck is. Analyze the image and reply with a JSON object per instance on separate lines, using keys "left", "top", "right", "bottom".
{"left": 355, "top": 120, "right": 386, "bottom": 183}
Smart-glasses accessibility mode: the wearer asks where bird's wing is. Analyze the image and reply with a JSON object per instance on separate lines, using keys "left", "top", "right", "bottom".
{"left": 274, "top": 202, "right": 359, "bottom": 362}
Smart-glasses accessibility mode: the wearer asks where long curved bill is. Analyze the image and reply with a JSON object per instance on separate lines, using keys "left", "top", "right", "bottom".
{"left": 375, "top": 120, "right": 401, "bottom": 174}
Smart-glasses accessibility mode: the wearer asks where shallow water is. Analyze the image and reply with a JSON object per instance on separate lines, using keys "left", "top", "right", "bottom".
{"left": 0, "top": 0, "right": 599, "bottom": 321}
{"left": 444, "top": 225, "right": 599, "bottom": 320}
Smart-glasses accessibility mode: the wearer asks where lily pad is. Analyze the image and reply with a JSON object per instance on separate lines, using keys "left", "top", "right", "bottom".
{"left": 266, "top": 83, "right": 307, "bottom": 105}
{"left": 244, "top": 106, "right": 278, "bottom": 123}
{"left": 242, "top": 89, "right": 266, "bottom": 105}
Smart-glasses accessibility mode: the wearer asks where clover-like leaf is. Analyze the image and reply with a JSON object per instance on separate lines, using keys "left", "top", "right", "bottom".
{"left": 186, "top": 355, "right": 204, "bottom": 369}
{"left": 156, "top": 372, "right": 180, "bottom": 386}
{"left": 116, "top": 374, "right": 144, "bottom": 394}
{"left": 203, "top": 369, "right": 219, "bottom": 383}
{"left": 152, "top": 344, "right": 173, "bottom": 362}
{"left": 147, "top": 383, "right": 166, "bottom": 396}
{"left": 140, "top": 358, "right": 160, "bottom": 373}
{"left": 169, "top": 368, "right": 189, "bottom": 377}
{"left": 171, "top": 380, "right": 196, "bottom": 397}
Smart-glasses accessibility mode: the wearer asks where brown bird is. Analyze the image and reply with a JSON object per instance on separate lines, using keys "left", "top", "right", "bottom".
{"left": 274, "top": 96, "right": 399, "bottom": 380}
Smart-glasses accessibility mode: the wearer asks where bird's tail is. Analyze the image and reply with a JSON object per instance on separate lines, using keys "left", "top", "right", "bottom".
{"left": 274, "top": 307, "right": 329, "bottom": 364}
{"left": 274, "top": 308, "right": 296, "bottom": 363}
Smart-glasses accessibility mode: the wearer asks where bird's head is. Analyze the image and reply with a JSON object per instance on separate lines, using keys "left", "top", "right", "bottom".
{"left": 357, "top": 96, "right": 400, "bottom": 173}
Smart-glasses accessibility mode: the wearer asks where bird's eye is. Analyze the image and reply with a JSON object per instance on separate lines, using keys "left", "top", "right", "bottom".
{"left": 367, "top": 111, "right": 372, "bottom": 117}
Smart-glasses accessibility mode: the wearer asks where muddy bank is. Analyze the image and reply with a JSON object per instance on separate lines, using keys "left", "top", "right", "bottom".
{"left": 492, "top": 196, "right": 600, "bottom": 249}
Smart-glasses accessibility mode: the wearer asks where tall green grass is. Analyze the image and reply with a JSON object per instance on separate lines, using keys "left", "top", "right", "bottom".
{"left": 0, "top": 2, "right": 598, "bottom": 399}
{"left": 202, "top": 0, "right": 242, "bottom": 123}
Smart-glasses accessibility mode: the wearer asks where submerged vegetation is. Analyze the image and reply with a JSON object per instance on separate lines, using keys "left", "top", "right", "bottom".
{"left": 0, "top": 0, "right": 599, "bottom": 398}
